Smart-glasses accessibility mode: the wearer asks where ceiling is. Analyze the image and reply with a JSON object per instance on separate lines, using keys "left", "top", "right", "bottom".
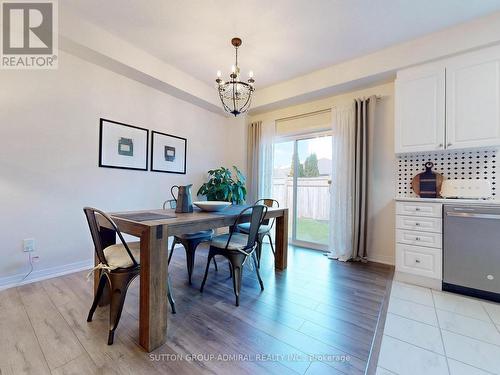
{"left": 63, "top": 0, "right": 500, "bottom": 88}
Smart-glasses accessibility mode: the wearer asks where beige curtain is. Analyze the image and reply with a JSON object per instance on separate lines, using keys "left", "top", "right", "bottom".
{"left": 247, "top": 121, "right": 262, "bottom": 203}
{"left": 328, "top": 104, "right": 355, "bottom": 261}
{"left": 328, "top": 96, "right": 376, "bottom": 262}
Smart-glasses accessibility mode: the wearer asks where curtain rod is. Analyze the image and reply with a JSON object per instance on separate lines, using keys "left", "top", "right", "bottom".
{"left": 276, "top": 108, "right": 331, "bottom": 123}
{"left": 275, "top": 95, "right": 382, "bottom": 123}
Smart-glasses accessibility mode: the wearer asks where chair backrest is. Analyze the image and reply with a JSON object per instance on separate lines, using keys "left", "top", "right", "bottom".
{"left": 83, "top": 207, "right": 138, "bottom": 267}
{"left": 255, "top": 198, "right": 279, "bottom": 227}
{"left": 232, "top": 204, "right": 268, "bottom": 251}
{"left": 163, "top": 199, "right": 177, "bottom": 209}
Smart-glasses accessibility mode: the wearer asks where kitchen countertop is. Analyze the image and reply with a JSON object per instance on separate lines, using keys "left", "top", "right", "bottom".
{"left": 395, "top": 197, "right": 500, "bottom": 205}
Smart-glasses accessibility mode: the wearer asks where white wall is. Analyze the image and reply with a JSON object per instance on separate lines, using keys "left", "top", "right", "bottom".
{"left": 59, "top": 7, "right": 221, "bottom": 114}
{"left": 0, "top": 51, "right": 246, "bottom": 285}
{"left": 252, "top": 11, "right": 500, "bottom": 112}
{"left": 249, "top": 82, "right": 396, "bottom": 265}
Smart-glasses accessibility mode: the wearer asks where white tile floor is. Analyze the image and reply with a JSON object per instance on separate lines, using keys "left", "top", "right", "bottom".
{"left": 376, "top": 281, "right": 500, "bottom": 375}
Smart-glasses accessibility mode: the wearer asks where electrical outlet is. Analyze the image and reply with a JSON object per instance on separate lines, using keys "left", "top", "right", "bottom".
{"left": 23, "top": 238, "right": 35, "bottom": 252}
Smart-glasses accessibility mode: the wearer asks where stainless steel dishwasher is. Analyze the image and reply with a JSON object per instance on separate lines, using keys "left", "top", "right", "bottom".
{"left": 443, "top": 204, "right": 500, "bottom": 302}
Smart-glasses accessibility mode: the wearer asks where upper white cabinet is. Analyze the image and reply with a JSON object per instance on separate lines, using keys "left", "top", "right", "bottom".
{"left": 395, "top": 64, "right": 445, "bottom": 154}
{"left": 395, "top": 45, "right": 500, "bottom": 154}
{"left": 446, "top": 46, "right": 500, "bottom": 150}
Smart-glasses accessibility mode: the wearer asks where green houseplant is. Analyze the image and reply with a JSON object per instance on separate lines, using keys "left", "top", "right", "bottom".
{"left": 197, "top": 166, "right": 247, "bottom": 204}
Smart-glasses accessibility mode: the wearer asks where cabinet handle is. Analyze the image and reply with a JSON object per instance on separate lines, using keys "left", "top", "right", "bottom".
{"left": 415, "top": 222, "right": 420, "bottom": 226}
{"left": 447, "top": 142, "right": 452, "bottom": 147}
{"left": 415, "top": 237, "right": 421, "bottom": 241}
{"left": 415, "top": 259, "right": 421, "bottom": 264}
{"left": 415, "top": 208, "right": 420, "bottom": 211}
{"left": 438, "top": 143, "right": 443, "bottom": 148}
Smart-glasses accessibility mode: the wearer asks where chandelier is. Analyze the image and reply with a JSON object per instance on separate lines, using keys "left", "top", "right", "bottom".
{"left": 216, "top": 37, "right": 255, "bottom": 116}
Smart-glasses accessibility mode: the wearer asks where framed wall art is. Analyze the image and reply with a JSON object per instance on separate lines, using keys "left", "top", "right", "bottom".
{"left": 151, "top": 131, "right": 187, "bottom": 174}
{"left": 99, "top": 118, "right": 149, "bottom": 171}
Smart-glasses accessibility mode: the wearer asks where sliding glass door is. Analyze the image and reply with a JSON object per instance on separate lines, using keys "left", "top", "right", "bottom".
{"left": 272, "top": 132, "right": 332, "bottom": 250}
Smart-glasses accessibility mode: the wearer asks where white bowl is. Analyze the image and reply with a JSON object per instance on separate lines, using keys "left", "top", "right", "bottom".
{"left": 193, "top": 201, "right": 232, "bottom": 212}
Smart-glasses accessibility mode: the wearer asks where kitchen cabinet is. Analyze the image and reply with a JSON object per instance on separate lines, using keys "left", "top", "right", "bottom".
{"left": 395, "top": 63, "right": 445, "bottom": 153}
{"left": 446, "top": 46, "right": 500, "bottom": 149}
{"left": 395, "top": 200, "right": 443, "bottom": 289}
{"left": 396, "top": 243, "right": 442, "bottom": 280}
{"left": 395, "top": 45, "right": 500, "bottom": 154}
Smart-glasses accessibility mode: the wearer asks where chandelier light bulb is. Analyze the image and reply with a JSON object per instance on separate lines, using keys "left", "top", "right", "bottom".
{"left": 248, "top": 70, "right": 254, "bottom": 78}
{"left": 231, "top": 65, "right": 236, "bottom": 73}
{"left": 217, "top": 70, "right": 221, "bottom": 78}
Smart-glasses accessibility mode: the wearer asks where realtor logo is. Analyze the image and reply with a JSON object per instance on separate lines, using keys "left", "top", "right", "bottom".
{"left": 1, "top": 0, "right": 58, "bottom": 69}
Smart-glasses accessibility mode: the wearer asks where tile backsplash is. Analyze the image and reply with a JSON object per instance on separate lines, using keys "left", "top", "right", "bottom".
{"left": 396, "top": 149, "right": 497, "bottom": 197}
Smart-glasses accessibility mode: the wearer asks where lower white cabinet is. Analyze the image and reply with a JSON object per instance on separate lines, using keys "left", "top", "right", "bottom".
{"left": 396, "top": 201, "right": 442, "bottom": 218}
{"left": 395, "top": 201, "right": 443, "bottom": 288}
{"left": 396, "top": 229, "right": 442, "bottom": 249}
{"left": 396, "top": 243, "right": 442, "bottom": 280}
{"left": 396, "top": 215, "right": 442, "bottom": 233}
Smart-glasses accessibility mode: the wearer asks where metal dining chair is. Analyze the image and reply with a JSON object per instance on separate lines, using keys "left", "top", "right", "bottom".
{"left": 237, "top": 198, "right": 279, "bottom": 268}
{"left": 83, "top": 207, "right": 176, "bottom": 345}
{"left": 163, "top": 199, "right": 217, "bottom": 285}
{"left": 200, "top": 204, "right": 268, "bottom": 306}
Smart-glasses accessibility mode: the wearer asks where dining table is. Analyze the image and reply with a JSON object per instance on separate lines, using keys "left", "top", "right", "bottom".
{"left": 95, "top": 205, "right": 289, "bottom": 352}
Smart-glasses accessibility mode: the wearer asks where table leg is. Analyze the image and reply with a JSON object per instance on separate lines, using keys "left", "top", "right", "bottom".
{"left": 139, "top": 225, "right": 168, "bottom": 352}
{"left": 95, "top": 226, "right": 115, "bottom": 306}
{"left": 275, "top": 209, "right": 289, "bottom": 270}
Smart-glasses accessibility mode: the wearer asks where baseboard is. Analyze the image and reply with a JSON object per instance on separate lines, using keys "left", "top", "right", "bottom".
{"left": 0, "top": 242, "right": 188, "bottom": 291}
{"left": 394, "top": 271, "right": 442, "bottom": 290}
{"left": 367, "top": 254, "right": 394, "bottom": 266}
{"left": 0, "top": 259, "right": 94, "bottom": 291}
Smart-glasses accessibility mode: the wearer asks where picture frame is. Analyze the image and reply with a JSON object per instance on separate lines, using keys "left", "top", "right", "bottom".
{"left": 151, "top": 130, "right": 187, "bottom": 174}
{"left": 99, "top": 118, "right": 149, "bottom": 171}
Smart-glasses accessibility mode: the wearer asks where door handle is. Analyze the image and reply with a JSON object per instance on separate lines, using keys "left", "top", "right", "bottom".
{"left": 446, "top": 212, "right": 500, "bottom": 220}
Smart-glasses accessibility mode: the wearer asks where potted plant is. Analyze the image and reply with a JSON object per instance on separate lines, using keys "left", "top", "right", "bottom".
{"left": 197, "top": 166, "right": 247, "bottom": 204}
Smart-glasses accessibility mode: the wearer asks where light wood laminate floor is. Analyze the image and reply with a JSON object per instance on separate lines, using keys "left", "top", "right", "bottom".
{"left": 0, "top": 245, "right": 393, "bottom": 375}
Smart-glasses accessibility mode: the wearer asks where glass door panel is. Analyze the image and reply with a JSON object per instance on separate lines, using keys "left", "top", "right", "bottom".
{"left": 295, "top": 136, "right": 332, "bottom": 246}
{"left": 272, "top": 134, "right": 332, "bottom": 249}
{"left": 271, "top": 140, "right": 294, "bottom": 231}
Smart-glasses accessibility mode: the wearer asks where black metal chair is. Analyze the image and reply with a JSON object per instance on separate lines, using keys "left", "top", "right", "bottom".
{"left": 83, "top": 207, "right": 176, "bottom": 345}
{"left": 200, "top": 204, "right": 268, "bottom": 306}
{"left": 237, "top": 198, "right": 279, "bottom": 268}
{"left": 163, "top": 199, "right": 217, "bottom": 285}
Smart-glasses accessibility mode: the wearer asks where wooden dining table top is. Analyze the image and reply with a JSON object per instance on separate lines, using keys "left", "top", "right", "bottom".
{"left": 105, "top": 205, "right": 288, "bottom": 237}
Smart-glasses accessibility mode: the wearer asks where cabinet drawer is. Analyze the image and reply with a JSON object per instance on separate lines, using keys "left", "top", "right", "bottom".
{"left": 396, "top": 243, "right": 442, "bottom": 279}
{"left": 396, "top": 215, "right": 442, "bottom": 233}
{"left": 396, "top": 229, "right": 442, "bottom": 249}
{"left": 396, "top": 201, "right": 442, "bottom": 218}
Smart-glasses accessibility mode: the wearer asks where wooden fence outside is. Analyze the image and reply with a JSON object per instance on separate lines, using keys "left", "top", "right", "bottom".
{"left": 271, "top": 176, "right": 330, "bottom": 221}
